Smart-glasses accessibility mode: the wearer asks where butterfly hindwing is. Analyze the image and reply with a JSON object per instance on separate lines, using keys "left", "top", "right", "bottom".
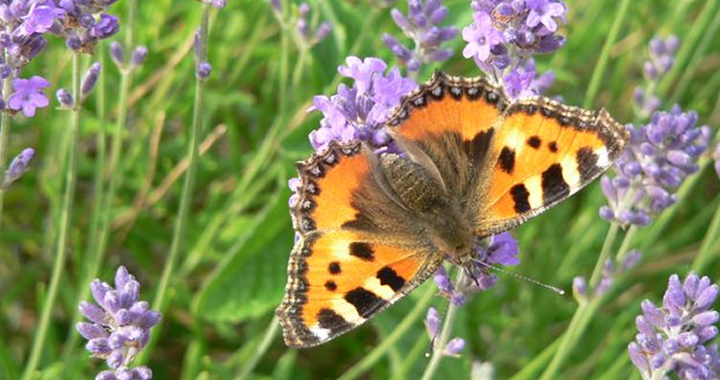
{"left": 277, "top": 141, "right": 441, "bottom": 348}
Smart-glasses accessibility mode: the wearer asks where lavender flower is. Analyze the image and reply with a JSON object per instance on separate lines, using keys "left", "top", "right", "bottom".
{"left": 425, "top": 307, "right": 466, "bottom": 356}
{"left": 53, "top": 0, "right": 123, "bottom": 53}
{"left": 461, "top": 0, "right": 566, "bottom": 98}
{"left": 307, "top": 56, "right": 416, "bottom": 152}
{"left": 633, "top": 36, "right": 679, "bottom": 119}
{"left": 0, "top": 1, "right": 65, "bottom": 117}
{"left": 628, "top": 273, "right": 720, "bottom": 380}
{"left": 2, "top": 147, "right": 34, "bottom": 189}
{"left": 78, "top": 266, "right": 161, "bottom": 380}
{"left": 296, "top": 2, "right": 332, "bottom": 46}
{"left": 433, "top": 232, "right": 521, "bottom": 306}
{"left": 8, "top": 76, "right": 50, "bottom": 117}
{"left": 383, "top": 0, "right": 457, "bottom": 73}
{"left": 600, "top": 106, "right": 711, "bottom": 226}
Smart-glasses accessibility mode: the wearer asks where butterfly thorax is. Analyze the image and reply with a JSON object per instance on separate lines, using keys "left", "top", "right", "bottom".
{"left": 379, "top": 153, "right": 474, "bottom": 263}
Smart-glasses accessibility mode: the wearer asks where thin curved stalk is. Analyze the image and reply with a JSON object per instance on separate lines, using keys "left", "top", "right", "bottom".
{"left": 0, "top": 75, "right": 11, "bottom": 229}
{"left": 582, "top": 0, "right": 632, "bottom": 109}
{"left": 420, "top": 271, "right": 465, "bottom": 380}
{"left": 234, "top": 315, "right": 280, "bottom": 380}
{"left": 22, "top": 52, "right": 81, "bottom": 380}
{"left": 139, "top": 2, "right": 211, "bottom": 364}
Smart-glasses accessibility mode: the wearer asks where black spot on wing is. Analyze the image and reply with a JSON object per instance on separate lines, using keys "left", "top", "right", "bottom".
{"left": 576, "top": 147, "right": 600, "bottom": 183}
{"left": 325, "top": 280, "right": 337, "bottom": 291}
{"left": 499, "top": 147, "right": 515, "bottom": 174}
{"left": 349, "top": 242, "right": 375, "bottom": 261}
{"left": 548, "top": 141, "right": 558, "bottom": 152}
{"left": 328, "top": 262, "right": 341, "bottom": 274}
{"left": 342, "top": 210, "right": 379, "bottom": 233}
{"left": 463, "top": 128, "right": 495, "bottom": 164}
{"left": 345, "top": 287, "right": 386, "bottom": 319}
{"left": 527, "top": 136, "right": 542, "bottom": 149}
{"left": 317, "top": 308, "right": 352, "bottom": 331}
{"left": 510, "top": 184, "right": 531, "bottom": 213}
{"left": 541, "top": 164, "right": 570, "bottom": 205}
{"left": 377, "top": 267, "right": 405, "bottom": 292}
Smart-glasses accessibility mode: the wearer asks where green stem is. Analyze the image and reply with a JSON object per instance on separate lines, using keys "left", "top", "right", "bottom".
{"left": 539, "top": 225, "right": 635, "bottom": 380}
{"left": 582, "top": 0, "right": 632, "bottom": 109}
{"left": 588, "top": 223, "right": 619, "bottom": 289}
{"left": 64, "top": 0, "right": 139, "bottom": 357}
{"left": 691, "top": 196, "right": 720, "bottom": 273}
{"left": 22, "top": 52, "right": 82, "bottom": 380}
{"left": 336, "top": 285, "right": 435, "bottom": 380}
{"left": 234, "top": 315, "right": 280, "bottom": 380}
{"left": 140, "top": 2, "right": 211, "bottom": 364}
{"left": 0, "top": 74, "right": 12, "bottom": 230}
{"left": 420, "top": 271, "right": 465, "bottom": 380}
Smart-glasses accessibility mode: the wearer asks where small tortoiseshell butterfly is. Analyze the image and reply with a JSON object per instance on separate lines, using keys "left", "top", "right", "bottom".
{"left": 277, "top": 72, "right": 629, "bottom": 348}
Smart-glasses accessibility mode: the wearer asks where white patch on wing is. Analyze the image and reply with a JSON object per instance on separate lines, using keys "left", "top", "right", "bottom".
{"left": 363, "top": 277, "right": 396, "bottom": 300}
{"left": 330, "top": 298, "right": 364, "bottom": 323}
{"left": 524, "top": 175, "right": 543, "bottom": 209}
{"left": 310, "top": 326, "right": 331, "bottom": 341}
{"left": 561, "top": 155, "right": 582, "bottom": 189}
{"left": 596, "top": 147, "right": 610, "bottom": 168}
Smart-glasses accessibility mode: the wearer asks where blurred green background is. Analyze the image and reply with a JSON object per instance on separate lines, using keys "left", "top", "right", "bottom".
{"left": 1, "top": 0, "right": 719, "bottom": 379}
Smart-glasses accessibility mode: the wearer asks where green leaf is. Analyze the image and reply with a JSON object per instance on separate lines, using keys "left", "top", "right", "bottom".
{"left": 194, "top": 190, "right": 293, "bottom": 322}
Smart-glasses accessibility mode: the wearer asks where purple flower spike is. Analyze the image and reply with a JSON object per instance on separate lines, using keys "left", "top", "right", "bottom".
{"left": 384, "top": 0, "right": 457, "bottom": 72}
{"left": 78, "top": 266, "right": 161, "bottom": 380}
{"left": 462, "top": 0, "right": 565, "bottom": 90}
{"left": 294, "top": 2, "right": 332, "bottom": 46}
{"left": 629, "top": 273, "right": 720, "bottom": 380}
{"left": 2, "top": 147, "right": 34, "bottom": 189}
{"left": 8, "top": 76, "right": 50, "bottom": 117}
{"left": 634, "top": 36, "right": 680, "bottom": 119}
{"left": 601, "top": 106, "right": 710, "bottom": 226}
{"left": 304, "top": 56, "right": 415, "bottom": 152}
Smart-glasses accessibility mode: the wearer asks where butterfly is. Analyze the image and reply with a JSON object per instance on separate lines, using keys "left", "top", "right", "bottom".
{"left": 276, "top": 72, "right": 629, "bottom": 348}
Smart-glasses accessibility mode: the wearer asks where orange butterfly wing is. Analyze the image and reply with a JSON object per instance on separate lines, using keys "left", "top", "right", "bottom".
{"left": 277, "top": 142, "right": 440, "bottom": 348}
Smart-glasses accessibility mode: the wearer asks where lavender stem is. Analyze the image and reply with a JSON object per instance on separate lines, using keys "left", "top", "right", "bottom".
{"left": 0, "top": 74, "right": 11, "bottom": 229}
{"left": 140, "top": 1, "right": 211, "bottom": 364}
{"left": 22, "top": 52, "right": 81, "bottom": 380}
{"left": 420, "top": 270, "right": 465, "bottom": 380}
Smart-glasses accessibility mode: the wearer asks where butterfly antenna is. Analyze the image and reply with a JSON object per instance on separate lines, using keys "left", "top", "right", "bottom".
{"left": 471, "top": 258, "right": 565, "bottom": 295}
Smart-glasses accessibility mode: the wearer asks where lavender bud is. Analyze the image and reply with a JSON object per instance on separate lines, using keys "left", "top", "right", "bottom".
{"left": 2, "top": 148, "right": 35, "bottom": 188}
{"left": 621, "top": 250, "right": 641, "bottom": 271}
{"left": 425, "top": 307, "right": 440, "bottom": 337}
{"left": 572, "top": 276, "right": 587, "bottom": 301}
{"left": 314, "top": 22, "right": 332, "bottom": 42}
{"left": 444, "top": 338, "right": 465, "bottom": 356}
{"left": 110, "top": 42, "right": 124, "bottom": 66}
{"left": 66, "top": 35, "right": 83, "bottom": 51}
{"left": 693, "top": 311, "right": 720, "bottom": 327}
{"left": 96, "top": 371, "right": 117, "bottom": 380}
{"left": 131, "top": 46, "right": 148, "bottom": 67}
{"left": 196, "top": 62, "right": 212, "bottom": 79}
{"left": 81, "top": 63, "right": 101, "bottom": 98}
